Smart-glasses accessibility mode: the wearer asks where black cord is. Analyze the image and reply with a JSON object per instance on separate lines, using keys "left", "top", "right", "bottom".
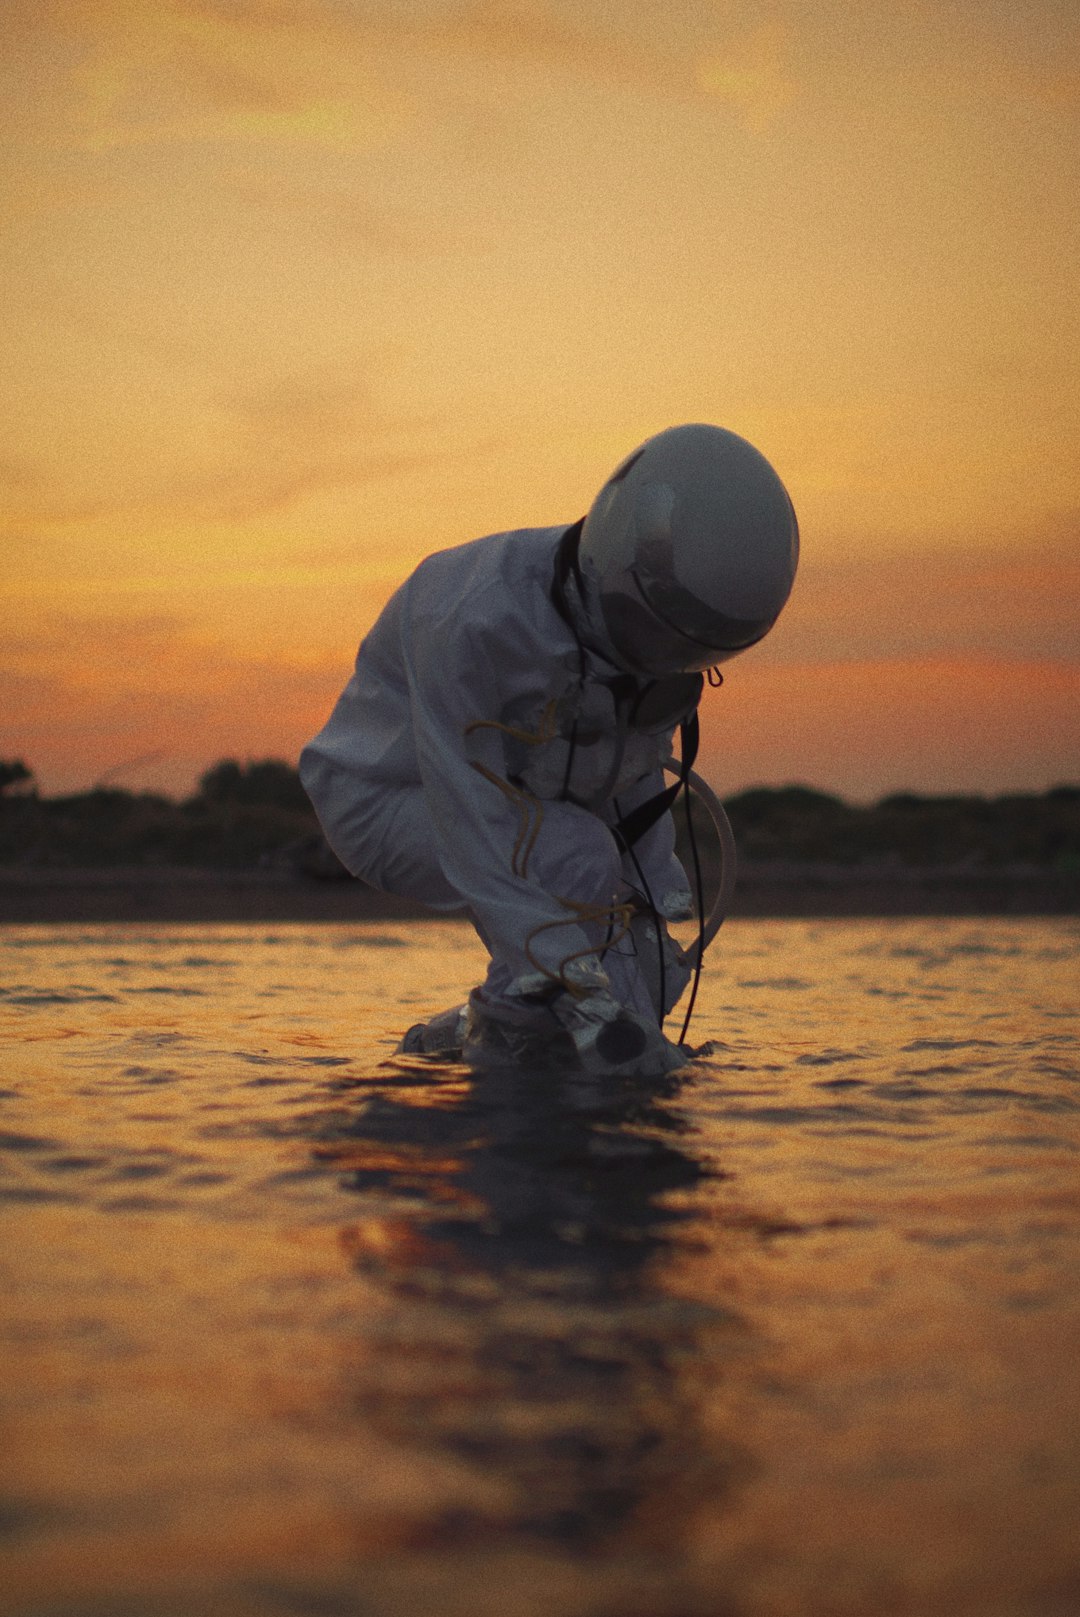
{"left": 560, "top": 717, "right": 579, "bottom": 801}
{"left": 677, "top": 776, "right": 707, "bottom": 1046}
{"left": 614, "top": 794, "right": 666, "bottom": 1029}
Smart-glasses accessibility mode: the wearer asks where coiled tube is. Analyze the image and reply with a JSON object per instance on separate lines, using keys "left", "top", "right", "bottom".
{"left": 665, "top": 760, "right": 738, "bottom": 968}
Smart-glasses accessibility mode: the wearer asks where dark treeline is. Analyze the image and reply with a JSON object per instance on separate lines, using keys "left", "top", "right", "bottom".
{"left": 714, "top": 784, "right": 1080, "bottom": 871}
{"left": 0, "top": 759, "right": 335, "bottom": 874}
{"left": 1, "top": 758, "right": 1079, "bottom": 874}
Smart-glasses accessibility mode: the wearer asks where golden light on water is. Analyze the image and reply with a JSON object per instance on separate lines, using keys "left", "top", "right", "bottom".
{"left": 1, "top": 918, "right": 1078, "bottom": 1615}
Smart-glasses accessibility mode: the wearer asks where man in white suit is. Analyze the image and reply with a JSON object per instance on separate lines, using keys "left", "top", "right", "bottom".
{"left": 301, "top": 424, "right": 798, "bottom": 1075}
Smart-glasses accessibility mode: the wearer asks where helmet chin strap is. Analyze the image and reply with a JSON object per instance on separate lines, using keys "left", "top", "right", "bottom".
{"left": 550, "top": 517, "right": 619, "bottom": 666}
{"left": 550, "top": 517, "right": 586, "bottom": 614}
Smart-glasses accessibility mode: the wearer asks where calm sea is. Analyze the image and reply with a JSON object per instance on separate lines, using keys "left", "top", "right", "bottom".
{"left": 1, "top": 918, "right": 1078, "bottom": 1617}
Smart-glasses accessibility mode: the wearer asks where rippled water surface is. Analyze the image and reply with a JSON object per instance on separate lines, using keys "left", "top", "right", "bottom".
{"left": 1, "top": 918, "right": 1078, "bottom": 1617}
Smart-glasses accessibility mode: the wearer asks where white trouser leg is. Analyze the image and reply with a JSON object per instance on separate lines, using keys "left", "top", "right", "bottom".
{"left": 303, "top": 755, "right": 670, "bottom": 1024}
{"left": 301, "top": 753, "right": 466, "bottom": 913}
{"left": 496, "top": 801, "right": 661, "bottom": 1022}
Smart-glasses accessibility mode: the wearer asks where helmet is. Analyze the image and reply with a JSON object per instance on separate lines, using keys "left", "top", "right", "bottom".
{"left": 579, "top": 423, "right": 799, "bottom": 675}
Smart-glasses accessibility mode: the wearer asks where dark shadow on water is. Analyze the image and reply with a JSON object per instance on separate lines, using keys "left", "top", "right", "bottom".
{"left": 314, "top": 1057, "right": 753, "bottom": 1563}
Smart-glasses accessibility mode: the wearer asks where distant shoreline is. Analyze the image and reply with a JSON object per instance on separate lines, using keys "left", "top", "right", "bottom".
{"left": 1, "top": 865, "right": 1076, "bottom": 923}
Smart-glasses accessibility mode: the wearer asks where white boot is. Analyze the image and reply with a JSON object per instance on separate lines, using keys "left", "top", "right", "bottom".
{"left": 549, "top": 989, "right": 689, "bottom": 1077}
{"left": 397, "top": 1003, "right": 469, "bottom": 1057}
{"left": 462, "top": 985, "right": 689, "bottom": 1077}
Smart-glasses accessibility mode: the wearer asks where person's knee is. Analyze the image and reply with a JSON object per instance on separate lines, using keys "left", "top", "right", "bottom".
{"left": 298, "top": 751, "right": 368, "bottom": 876}
{"left": 299, "top": 753, "right": 429, "bottom": 896}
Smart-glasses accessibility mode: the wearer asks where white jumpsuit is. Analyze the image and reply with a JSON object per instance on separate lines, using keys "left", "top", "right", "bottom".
{"left": 299, "top": 525, "right": 693, "bottom": 1023}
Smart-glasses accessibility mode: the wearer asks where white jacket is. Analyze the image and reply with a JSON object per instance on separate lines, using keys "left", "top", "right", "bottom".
{"left": 301, "top": 526, "right": 689, "bottom": 985}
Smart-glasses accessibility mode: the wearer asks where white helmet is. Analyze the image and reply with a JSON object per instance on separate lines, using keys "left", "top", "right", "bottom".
{"left": 578, "top": 423, "right": 799, "bottom": 675}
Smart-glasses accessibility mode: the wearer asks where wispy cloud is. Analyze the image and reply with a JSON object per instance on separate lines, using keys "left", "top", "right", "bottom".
{"left": 225, "top": 174, "right": 466, "bottom": 256}
{"left": 3, "top": 613, "right": 350, "bottom": 795}
{"left": 51, "top": 0, "right": 405, "bottom": 152}
{"left": 399, "top": 2, "right": 799, "bottom": 126}
{"left": 0, "top": 365, "right": 462, "bottom": 527}
{"left": 40, "top": 0, "right": 799, "bottom": 154}
{"left": 766, "top": 526, "right": 1080, "bottom": 667}
{"left": 701, "top": 652, "right": 1080, "bottom": 800}
{"left": 899, "top": 0, "right": 1080, "bottom": 112}
{"left": 0, "top": 456, "right": 95, "bottom": 528}
{"left": 413, "top": 0, "right": 662, "bottom": 83}
{"left": 696, "top": 22, "right": 798, "bottom": 131}
{"left": 15, "top": 639, "right": 1080, "bottom": 800}
{"left": 187, "top": 375, "right": 439, "bottom": 520}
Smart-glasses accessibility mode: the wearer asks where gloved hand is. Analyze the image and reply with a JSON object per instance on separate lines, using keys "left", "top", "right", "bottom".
{"left": 659, "top": 884, "right": 695, "bottom": 922}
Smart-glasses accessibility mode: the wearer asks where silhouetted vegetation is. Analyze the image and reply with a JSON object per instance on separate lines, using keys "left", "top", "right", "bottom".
{"left": 0, "top": 758, "right": 339, "bottom": 874}
{"left": 716, "top": 784, "right": 1080, "bottom": 870}
{"left": 0, "top": 759, "right": 34, "bottom": 797}
{"left": 1, "top": 759, "right": 1078, "bottom": 875}
{"left": 197, "top": 758, "right": 311, "bottom": 813}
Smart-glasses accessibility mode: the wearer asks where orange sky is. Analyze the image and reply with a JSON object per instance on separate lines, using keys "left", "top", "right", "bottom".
{"left": 2, "top": 0, "right": 1078, "bottom": 801}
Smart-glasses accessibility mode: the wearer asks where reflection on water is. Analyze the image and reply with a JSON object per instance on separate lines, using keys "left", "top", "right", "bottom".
{"left": 327, "top": 1060, "right": 740, "bottom": 1562}
{"left": 1, "top": 918, "right": 1078, "bottom": 1617}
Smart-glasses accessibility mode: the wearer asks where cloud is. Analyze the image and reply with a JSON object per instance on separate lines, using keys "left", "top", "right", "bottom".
{"left": 767, "top": 530, "right": 1080, "bottom": 666}
{"left": 0, "top": 456, "right": 111, "bottom": 528}
{"left": 3, "top": 622, "right": 349, "bottom": 796}
{"left": 0, "top": 665, "right": 66, "bottom": 710}
{"left": 5, "top": 610, "right": 187, "bottom": 663}
{"left": 0, "top": 364, "right": 464, "bottom": 527}
{"left": 700, "top": 653, "right": 1080, "bottom": 801}
{"left": 696, "top": 22, "right": 798, "bottom": 131}
{"left": 49, "top": 0, "right": 406, "bottom": 152}
{"left": 28, "top": 0, "right": 1077, "bottom": 163}
{"left": 225, "top": 174, "right": 465, "bottom": 256}
{"left": 39, "top": 0, "right": 798, "bottom": 154}
{"left": 0, "top": 454, "right": 121, "bottom": 529}
{"left": 403, "top": 3, "right": 799, "bottom": 126}
{"left": 414, "top": 0, "right": 663, "bottom": 84}
{"left": 175, "top": 375, "right": 448, "bottom": 521}
{"left": 0, "top": 456, "right": 40, "bottom": 499}
{"left": 899, "top": 0, "right": 1080, "bottom": 112}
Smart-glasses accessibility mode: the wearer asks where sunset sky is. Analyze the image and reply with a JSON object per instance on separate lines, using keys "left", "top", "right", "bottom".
{"left": 3, "top": 0, "right": 1078, "bottom": 802}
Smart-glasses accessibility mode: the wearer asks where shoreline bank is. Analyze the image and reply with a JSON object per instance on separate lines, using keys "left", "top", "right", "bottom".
{"left": 1, "top": 864, "right": 1076, "bottom": 924}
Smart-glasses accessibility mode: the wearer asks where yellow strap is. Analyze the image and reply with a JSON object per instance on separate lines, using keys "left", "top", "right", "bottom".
{"left": 469, "top": 761, "right": 545, "bottom": 879}
{"left": 464, "top": 699, "right": 559, "bottom": 748}
{"left": 524, "top": 899, "right": 634, "bottom": 996}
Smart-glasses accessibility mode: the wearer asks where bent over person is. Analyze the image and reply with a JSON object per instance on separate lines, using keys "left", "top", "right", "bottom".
{"left": 300, "top": 424, "right": 798, "bottom": 1076}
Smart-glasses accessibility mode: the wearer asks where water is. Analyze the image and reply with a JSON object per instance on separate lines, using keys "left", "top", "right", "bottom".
{"left": 1, "top": 918, "right": 1078, "bottom": 1617}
